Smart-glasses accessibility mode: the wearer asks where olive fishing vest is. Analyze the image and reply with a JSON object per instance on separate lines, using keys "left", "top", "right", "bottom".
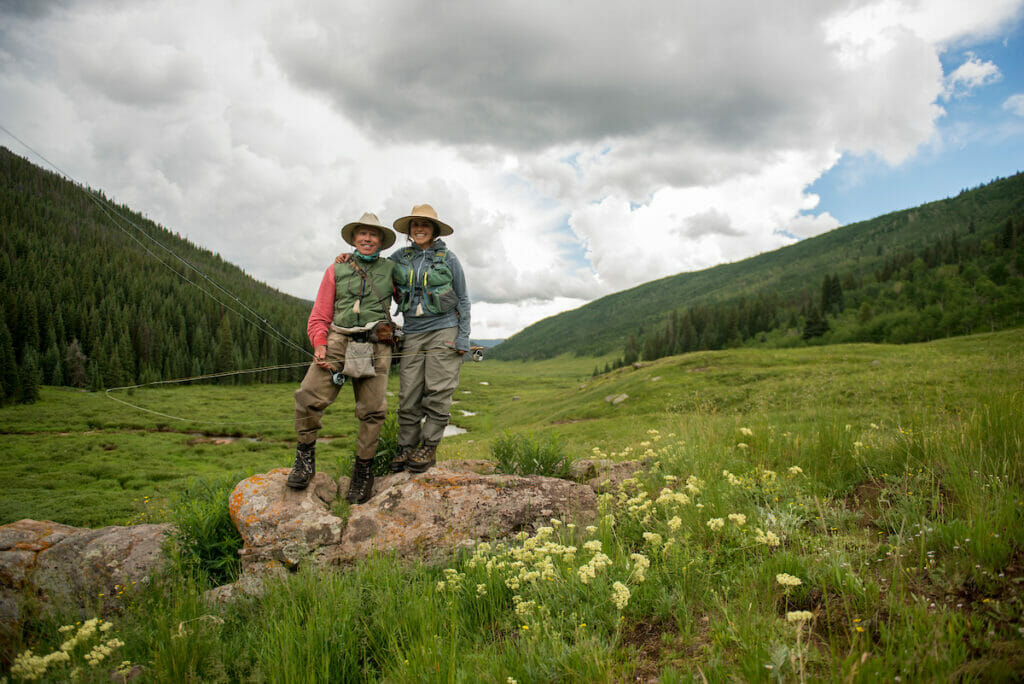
{"left": 393, "top": 247, "right": 458, "bottom": 316}
{"left": 332, "top": 258, "right": 395, "bottom": 328}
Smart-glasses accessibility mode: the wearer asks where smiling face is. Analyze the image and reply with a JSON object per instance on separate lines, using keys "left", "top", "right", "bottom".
{"left": 353, "top": 227, "right": 383, "bottom": 255}
{"left": 408, "top": 218, "right": 437, "bottom": 248}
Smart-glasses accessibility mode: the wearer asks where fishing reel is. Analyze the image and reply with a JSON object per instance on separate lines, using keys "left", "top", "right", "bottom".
{"left": 331, "top": 371, "right": 347, "bottom": 387}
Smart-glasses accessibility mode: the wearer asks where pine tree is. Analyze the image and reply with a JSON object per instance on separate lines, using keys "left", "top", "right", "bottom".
{"left": 17, "top": 348, "right": 40, "bottom": 403}
{"left": 0, "top": 317, "right": 19, "bottom": 402}
{"left": 802, "top": 306, "right": 830, "bottom": 340}
{"left": 216, "top": 314, "right": 234, "bottom": 383}
{"left": 64, "top": 338, "right": 88, "bottom": 388}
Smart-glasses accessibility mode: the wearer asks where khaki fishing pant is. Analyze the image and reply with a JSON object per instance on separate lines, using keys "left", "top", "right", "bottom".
{"left": 397, "top": 326, "right": 462, "bottom": 448}
{"left": 294, "top": 330, "right": 391, "bottom": 460}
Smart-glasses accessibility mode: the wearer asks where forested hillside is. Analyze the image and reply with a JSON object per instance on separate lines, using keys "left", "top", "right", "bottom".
{"left": 492, "top": 172, "right": 1024, "bottom": 362}
{"left": 0, "top": 147, "right": 311, "bottom": 404}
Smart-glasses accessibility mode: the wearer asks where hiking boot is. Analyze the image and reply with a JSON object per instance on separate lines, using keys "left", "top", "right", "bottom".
{"left": 406, "top": 444, "right": 437, "bottom": 474}
{"left": 389, "top": 445, "right": 416, "bottom": 473}
{"left": 346, "top": 458, "right": 375, "bottom": 504}
{"left": 286, "top": 443, "right": 316, "bottom": 490}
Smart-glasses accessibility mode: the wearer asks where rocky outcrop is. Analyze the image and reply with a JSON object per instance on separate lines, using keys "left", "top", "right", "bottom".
{"left": 229, "top": 468, "right": 344, "bottom": 572}
{"left": 329, "top": 466, "right": 599, "bottom": 565}
{"left": 0, "top": 519, "right": 172, "bottom": 628}
{"left": 570, "top": 458, "right": 648, "bottom": 493}
{"left": 3, "top": 458, "right": 644, "bottom": 614}
{"left": 226, "top": 463, "right": 599, "bottom": 580}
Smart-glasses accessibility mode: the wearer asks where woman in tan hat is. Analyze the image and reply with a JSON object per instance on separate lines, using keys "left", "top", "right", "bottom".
{"left": 337, "top": 203, "right": 471, "bottom": 473}
{"left": 290, "top": 212, "right": 398, "bottom": 504}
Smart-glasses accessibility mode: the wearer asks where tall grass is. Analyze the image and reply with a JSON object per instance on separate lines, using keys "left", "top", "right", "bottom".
{"left": 3, "top": 331, "right": 1023, "bottom": 680}
{"left": 491, "top": 430, "right": 573, "bottom": 477}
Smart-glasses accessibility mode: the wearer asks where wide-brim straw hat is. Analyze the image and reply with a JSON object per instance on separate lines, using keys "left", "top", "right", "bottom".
{"left": 393, "top": 204, "right": 454, "bottom": 236}
{"left": 341, "top": 212, "right": 397, "bottom": 249}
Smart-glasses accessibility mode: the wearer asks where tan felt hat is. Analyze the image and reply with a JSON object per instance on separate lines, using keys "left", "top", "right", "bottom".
{"left": 393, "top": 204, "right": 453, "bottom": 236}
{"left": 341, "top": 212, "right": 397, "bottom": 249}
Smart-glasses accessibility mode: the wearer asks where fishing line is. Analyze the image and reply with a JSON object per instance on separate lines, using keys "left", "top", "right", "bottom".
{"left": 103, "top": 346, "right": 472, "bottom": 427}
{"left": 2, "top": 125, "right": 483, "bottom": 428}
{"left": 0, "top": 124, "right": 311, "bottom": 359}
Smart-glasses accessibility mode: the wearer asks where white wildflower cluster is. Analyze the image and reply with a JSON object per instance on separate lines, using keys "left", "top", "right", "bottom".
{"left": 685, "top": 475, "right": 704, "bottom": 495}
{"left": 10, "top": 649, "right": 71, "bottom": 680}
{"left": 436, "top": 567, "right": 465, "bottom": 594}
{"left": 611, "top": 581, "right": 631, "bottom": 610}
{"left": 11, "top": 618, "right": 127, "bottom": 681}
{"left": 740, "top": 427, "right": 754, "bottom": 436}
{"left": 622, "top": 490, "right": 653, "bottom": 518}
{"left": 667, "top": 516, "right": 682, "bottom": 532}
{"left": 642, "top": 532, "right": 663, "bottom": 549}
{"left": 513, "top": 597, "right": 536, "bottom": 618}
{"left": 786, "top": 610, "right": 813, "bottom": 623}
{"left": 728, "top": 513, "right": 747, "bottom": 527}
{"left": 755, "top": 528, "right": 781, "bottom": 547}
{"left": 788, "top": 465, "right": 803, "bottom": 476}
{"left": 511, "top": 595, "right": 552, "bottom": 629}
{"left": 577, "top": 551, "right": 613, "bottom": 585}
{"left": 706, "top": 518, "right": 725, "bottom": 531}
{"left": 722, "top": 470, "right": 743, "bottom": 486}
{"left": 776, "top": 573, "right": 802, "bottom": 587}
{"left": 630, "top": 553, "right": 650, "bottom": 583}
{"left": 656, "top": 488, "right": 691, "bottom": 507}
{"left": 84, "top": 638, "right": 124, "bottom": 666}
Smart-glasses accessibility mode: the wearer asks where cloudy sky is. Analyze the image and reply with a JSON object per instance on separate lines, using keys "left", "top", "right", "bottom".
{"left": 2, "top": 0, "right": 1023, "bottom": 341}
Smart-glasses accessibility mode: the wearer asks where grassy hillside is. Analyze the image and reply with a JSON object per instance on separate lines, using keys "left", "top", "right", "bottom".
{"left": 492, "top": 172, "right": 1024, "bottom": 360}
{"left": 0, "top": 146, "right": 311, "bottom": 402}
{"left": 2, "top": 329, "right": 1021, "bottom": 680}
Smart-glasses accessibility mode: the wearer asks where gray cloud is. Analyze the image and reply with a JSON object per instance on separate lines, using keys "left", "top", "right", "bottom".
{"left": 0, "top": 0, "right": 70, "bottom": 19}
{"left": 676, "top": 208, "right": 743, "bottom": 239}
{"left": 267, "top": 1, "right": 840, "bottom": 152}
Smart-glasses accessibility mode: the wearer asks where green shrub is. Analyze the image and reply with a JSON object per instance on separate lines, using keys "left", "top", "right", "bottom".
{"left": 491, "top": 430, "right": 572, "bottom": 477}
{"left": 167, "top": 474, "right": 245, "bottom": 587}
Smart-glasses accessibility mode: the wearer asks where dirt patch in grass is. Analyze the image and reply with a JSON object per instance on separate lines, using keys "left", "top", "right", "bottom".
{"left": 845, "top": 479, "right": 884, "bottom": 526}
{"left": 621, "top": 617, "right": 680, "bottom": 682}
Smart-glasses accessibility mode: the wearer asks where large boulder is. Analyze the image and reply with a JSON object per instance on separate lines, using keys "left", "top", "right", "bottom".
{"left": 329, "top": 465, "right": 599, "bottom": 564}
{"left": 228, "top": 468, "right": 344, "bottom": 573}
{"left": 226, "top": 462, "right": 600, "bottom": 577}
{"left": 0, "top": 519, "right": 172, "bottom": 629}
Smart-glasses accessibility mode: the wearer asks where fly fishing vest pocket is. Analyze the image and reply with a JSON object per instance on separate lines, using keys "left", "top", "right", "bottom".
{"left": 429, "top": 285, "right": 458, "bottom": 314}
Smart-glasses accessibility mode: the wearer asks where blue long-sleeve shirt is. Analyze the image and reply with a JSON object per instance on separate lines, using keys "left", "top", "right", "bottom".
{"left": 389, "top": 239, "right": 472, "bottom": 351}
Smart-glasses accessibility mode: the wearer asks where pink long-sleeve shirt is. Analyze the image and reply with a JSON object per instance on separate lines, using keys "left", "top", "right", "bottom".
{"left": 307, "top": 266, "right": 337, "bottom": 349}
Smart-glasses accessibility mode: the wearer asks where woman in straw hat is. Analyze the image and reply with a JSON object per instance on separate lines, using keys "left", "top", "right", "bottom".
{"left": 291, "top": 212, "right": 397, "bottom": 504}
{"left": 388, "top": 204, "right": 471, "bottom": 473}
{"left": 338, "top": 203, "right": 471, "bottom": 473}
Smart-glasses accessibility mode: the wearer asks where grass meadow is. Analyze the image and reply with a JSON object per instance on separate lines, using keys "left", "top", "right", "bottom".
{"left": 1, "top": 328, "right": 1023, "bottom": 681}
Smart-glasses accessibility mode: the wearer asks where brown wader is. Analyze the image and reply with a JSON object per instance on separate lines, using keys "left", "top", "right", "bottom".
{"left": 294, "top": 328, "right": 392, "bottom": 459}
